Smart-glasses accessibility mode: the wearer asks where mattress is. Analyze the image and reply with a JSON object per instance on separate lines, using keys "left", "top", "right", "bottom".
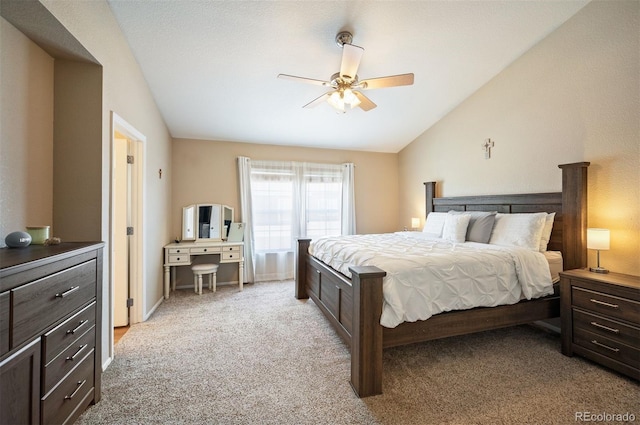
{"left": 544, "top": 250, "right": 564, "bottom": 283}
{"left": 309, "top": 232, "right": 555, "bottom": 328}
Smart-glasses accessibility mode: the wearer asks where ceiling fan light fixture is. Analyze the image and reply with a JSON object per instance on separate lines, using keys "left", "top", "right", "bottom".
{"left": 327, "top": 91, "right": 345, "bottom": 112}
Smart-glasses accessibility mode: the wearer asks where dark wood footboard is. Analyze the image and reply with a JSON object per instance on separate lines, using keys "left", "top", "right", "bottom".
{"left": 295, "top": 162, "right": 589, "bottom": 398}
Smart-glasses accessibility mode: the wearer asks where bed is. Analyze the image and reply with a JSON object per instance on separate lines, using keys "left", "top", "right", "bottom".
{"left": 295, "top": 162, "right": 589, "bottom": 397}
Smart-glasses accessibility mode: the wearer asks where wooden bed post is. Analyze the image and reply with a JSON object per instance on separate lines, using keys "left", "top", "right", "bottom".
{"left": 296, "top": 239, "right": 311, "bottom": 299}
{"left": 349, "top": 266, "right": 386, "bottom": 397}
{"left": 559, "top": 162, "right": 590, "bottom": 270}
{"left": 425, "top": 181, "right": 436, "bottom": 214}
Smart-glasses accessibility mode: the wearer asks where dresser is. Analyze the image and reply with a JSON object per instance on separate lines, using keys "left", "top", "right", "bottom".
{"left": 163, "top": 241, "right": 244, "bottom": 299}
{"left": 560, "top": 269, "right": 640, "bottom": 380}
{"left": 0, "top": 242, "right": 103, "bottom": 425}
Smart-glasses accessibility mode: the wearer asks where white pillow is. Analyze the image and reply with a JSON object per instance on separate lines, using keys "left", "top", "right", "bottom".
{"left": 423, "top": 212, "right": 447, "bottom": 237}
{"left": 539, "top": 212, "right": 556, "bottom": 252}
{"left": 489, "top": 212, "right": 547, "bottom": 251}
{"left": 442, "top": 213, "right": 471, "bottom": 243}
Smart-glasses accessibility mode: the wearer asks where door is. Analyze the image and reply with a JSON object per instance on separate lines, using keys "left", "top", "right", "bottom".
{"left": 113, "top": 137, "right": 130, "bottom": 327}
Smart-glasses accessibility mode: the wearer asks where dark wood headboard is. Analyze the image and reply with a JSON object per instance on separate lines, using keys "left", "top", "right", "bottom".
{"left": 424, "top": 162, "right": 589, "bottom": 271}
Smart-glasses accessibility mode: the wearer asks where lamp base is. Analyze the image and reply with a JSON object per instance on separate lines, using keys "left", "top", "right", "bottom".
{"left": 589, "top": 266, "right": 609, "bottom": 274}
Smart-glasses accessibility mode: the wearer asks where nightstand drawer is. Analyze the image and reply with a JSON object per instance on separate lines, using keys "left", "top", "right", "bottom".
{"left": 574, "top": 327, "right": 639, "bottom": 369}
{"left": 573, "top": 308, "right": 640, "bottom": 349}
{"left": 572, "top": 287, "right": 640, "bottom": 323}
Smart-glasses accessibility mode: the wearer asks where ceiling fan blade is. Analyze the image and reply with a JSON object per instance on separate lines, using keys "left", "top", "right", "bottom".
{"left": 303, "top": 92, "right": 331, "bottom": 108}
{"left": 278, "top": 74, "right": 332, "bottom": 87}
{"left": 353, "top": 91, "right": 377, "bottom": 111}
{"left": 340, "top": 44, "right": 364, "bottom": 80}
{"left": 360, "top": 73, "right": 414, "bottom": 90}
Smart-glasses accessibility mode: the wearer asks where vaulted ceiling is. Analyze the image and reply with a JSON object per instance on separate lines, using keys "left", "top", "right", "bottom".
{"left": 107, "top": 0, "right": 589, "bottom": 153}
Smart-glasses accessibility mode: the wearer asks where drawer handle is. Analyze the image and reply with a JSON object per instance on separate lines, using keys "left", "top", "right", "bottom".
{"left": 316, "top": 270, "right": 321, "bottom": 275}
{"left": 590, "top": 339, "right": 620, "bottom": 353}
{"left": 66, "top": 319, "right": 89, "bottom": 335}
{"left": 64, "top": 379, "right": 87, "bottom": 400}
{"left": 590, "top": 321, "right": 620, "bottom": 334}
{"left": 589, "top": 298, "right": 619, "bottom": 309}
{"left": 176, "top": 257, "right": 181, "bottom": 261}
{"left": 204, "top": 248, "right": 207, "bottom": 252}
{"left": 56, "top": 286, "right": 80, "bottom": 298}
{"left": 66, "top": 344, "right": 88, "bottom": 361}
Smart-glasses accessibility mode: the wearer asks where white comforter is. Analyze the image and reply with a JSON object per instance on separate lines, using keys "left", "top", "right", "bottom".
{"left": 309, "top": 232, "right": 554, "bottom": 328}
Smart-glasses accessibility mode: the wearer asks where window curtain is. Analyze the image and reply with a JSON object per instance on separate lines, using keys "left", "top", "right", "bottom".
{"left": 237, "top": 156, "right": 255, "bottom": 283}
{"left": 238, "top": 158, "right": 356, "bottom": 282}
{"left": 341, "top": 163, "right": 356, "bottom": 235}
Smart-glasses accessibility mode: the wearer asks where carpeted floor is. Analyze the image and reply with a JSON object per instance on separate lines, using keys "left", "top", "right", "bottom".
{"left": 77, "top": 280, "right": 638, "bottom": 425}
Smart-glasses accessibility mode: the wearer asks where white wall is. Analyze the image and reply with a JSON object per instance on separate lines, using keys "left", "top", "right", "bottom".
{"left": 398, "top": 1, "right": 639, "bottom": 275}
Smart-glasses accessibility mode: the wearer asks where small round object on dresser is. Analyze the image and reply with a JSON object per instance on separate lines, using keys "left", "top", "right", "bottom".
{"left": 5, "top": 231, "right": 32, "bottom": 248}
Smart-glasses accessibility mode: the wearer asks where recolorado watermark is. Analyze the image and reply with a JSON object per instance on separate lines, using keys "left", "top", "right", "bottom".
{"left": 575, "top": 411, "right": 636, "bottom": 422}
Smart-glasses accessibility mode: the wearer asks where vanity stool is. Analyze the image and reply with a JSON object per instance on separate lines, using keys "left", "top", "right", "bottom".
{"left": 191, "top": 264, "right": 218, "bottom": 295}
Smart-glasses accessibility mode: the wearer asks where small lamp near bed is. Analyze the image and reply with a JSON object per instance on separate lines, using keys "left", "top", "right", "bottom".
{"left": 587, "top": 228, "right": 610, "bottom": 274}
{"left": 411, "top": 217, "right": 421, "bottom": 231}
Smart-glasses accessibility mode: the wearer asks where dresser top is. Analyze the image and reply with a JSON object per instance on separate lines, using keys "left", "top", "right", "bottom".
{"left": 560, "top": 268, "right": 640, "bottom": 290}
{"left": 0, "top": 242, "right": 104, "bottom": 273}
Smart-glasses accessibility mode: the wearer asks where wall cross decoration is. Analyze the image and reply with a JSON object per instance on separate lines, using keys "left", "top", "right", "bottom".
{"left": 482, "top": 138, "right": 495, "bottom": 159}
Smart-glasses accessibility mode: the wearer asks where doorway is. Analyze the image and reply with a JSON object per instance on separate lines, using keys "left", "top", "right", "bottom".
{"left": 110, "top": 112, "right": 145, "bottom": 356}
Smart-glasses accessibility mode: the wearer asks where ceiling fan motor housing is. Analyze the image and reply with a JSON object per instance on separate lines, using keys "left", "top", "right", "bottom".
{"left": 335, "top": 31, "right": 353, "bottom": 47}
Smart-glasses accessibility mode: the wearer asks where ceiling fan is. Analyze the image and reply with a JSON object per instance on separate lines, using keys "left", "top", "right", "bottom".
{"left": 278, "top": 31, "right": 414, "bottom": 113}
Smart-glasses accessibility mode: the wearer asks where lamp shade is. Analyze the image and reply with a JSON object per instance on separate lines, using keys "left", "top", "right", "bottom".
{"left": 411, "top": 217, "right": 421, "bottom": 229}
{"left": 587, "top": 228, "right": 610, "bottom": 250}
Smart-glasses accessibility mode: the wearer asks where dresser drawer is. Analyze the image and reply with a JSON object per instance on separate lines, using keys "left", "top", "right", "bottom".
{"left": 41, "top": 350, "right": 95, "bottom": 425}
{"left": 42, "top": 327, "right": 95, "bottom": 394}
{"left": 222, "top": 252, "right": 241, "bottom": 261}
{"left": 0, "top": 292, "right": 9, "bottom": 356}
{"left": 168, "top": 254, "right": 190, "bottom": 265}
{"left": 573, "top": 308, "right": 640, "bottom": 349}
{"left": 572, "top": 287, "right": 640, "bottom": 324}
{"left": 191, "top": 246, "right": 221, "bottom": 254}
{"left": 12, "top": 260, "right": 97, "bottom": 347}
{"left": 42, "top": 302, "right": 96, "bottom": 363}
{"left": 168, "top": 247, "right": 188, "bottom": 255}
{"left": 574, "top": 327, "right": 639, "bottom": 369}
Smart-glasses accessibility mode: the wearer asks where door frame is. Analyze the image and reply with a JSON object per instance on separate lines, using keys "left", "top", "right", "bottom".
{"left": 109, "top": 112, "right": 145, "bottom": 358}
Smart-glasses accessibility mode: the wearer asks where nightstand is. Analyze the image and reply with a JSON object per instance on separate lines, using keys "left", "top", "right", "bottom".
{"left": 560, "top": 269, "right": 640, "bottom": 380}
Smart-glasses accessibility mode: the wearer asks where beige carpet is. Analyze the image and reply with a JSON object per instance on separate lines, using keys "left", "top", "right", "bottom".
{"left": 77, "top": 280, "right": 638, "bottom": 425}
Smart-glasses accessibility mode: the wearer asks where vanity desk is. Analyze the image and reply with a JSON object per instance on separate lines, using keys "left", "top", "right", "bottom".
{"left": 163, "top": 241, "right": 244, "bottom": 299}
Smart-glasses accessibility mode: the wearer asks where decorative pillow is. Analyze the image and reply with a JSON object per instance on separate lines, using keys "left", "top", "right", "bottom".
{"left": 489, "top": 212, "right": 548, "bottom": 251}
{"left": 423, "top": 212, "right": 447, "bottom": 237}
{"left": 538, "top": 212, "right": 556, "bottom": 252}
{"left": 442, "top": 213, "right": 471, "bottom": 243}
{"left": 449, "top": 210, "right": 497, "bottom": 244}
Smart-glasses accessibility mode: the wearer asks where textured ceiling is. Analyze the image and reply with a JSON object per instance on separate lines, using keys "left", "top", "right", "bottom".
{"left": 107, "top": 0, "right": 589, "bottom": 153}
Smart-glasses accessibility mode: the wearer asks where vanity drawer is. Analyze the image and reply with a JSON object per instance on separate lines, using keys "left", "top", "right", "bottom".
{"left": 12, "top": 260, "right": 97, "bottom": 347}
{"left": 42, "top": 302, "right": 96, "bottom": 363}
{"left": 222, "top": 252, "right": 241, "bottom": 261}
{"left": 42, "top": 327, "right": 95, "bottom": 394}
{"left": 191, "top": 246, "right": 221, "bottom": 254}
{"left": 168, "top": 255, "right": 190, "bottom": 265}
{"left": 573, "top": 287, "right": 640, "bottom": 323}
{"left": 41, "top": 350, "right": 94, "bottom": 425}
{"left": 222, "top": 245, "right": 240, "bottom": 252}
{"left": 168, "top": 247, "right": 188, "bottom": 255}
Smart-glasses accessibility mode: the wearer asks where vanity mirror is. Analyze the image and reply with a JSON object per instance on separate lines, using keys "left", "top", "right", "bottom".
{"left": 182, "top": 204, "right": 234, "bottom": 242}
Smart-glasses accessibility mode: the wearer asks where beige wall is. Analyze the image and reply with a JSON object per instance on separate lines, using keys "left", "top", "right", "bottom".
{"left": 172, "top": 139, "right": 399, "bottom": 237}
{"left": 398, "top": 1, "right": 639, "bottom": 276}
{"left": 2, "top": 1, "right": 173, "bottom": 368}
{"left": 0, "top": 18, "right": 54, "bottom": 241}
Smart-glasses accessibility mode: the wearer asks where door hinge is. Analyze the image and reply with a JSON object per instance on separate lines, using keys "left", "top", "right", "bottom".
{"left": 126, "top": 298, "right": 134, "bottom": 308}
{"left": 127, "top": 155, "right": 134, "bottom": 164}
{"left": 126, "top": 227, "right": 134, "bottom": 235}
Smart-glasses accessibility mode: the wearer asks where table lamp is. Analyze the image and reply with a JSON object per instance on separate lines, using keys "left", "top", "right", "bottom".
{"left": 587, "top": 228, "right": 610, "bottom": 274}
